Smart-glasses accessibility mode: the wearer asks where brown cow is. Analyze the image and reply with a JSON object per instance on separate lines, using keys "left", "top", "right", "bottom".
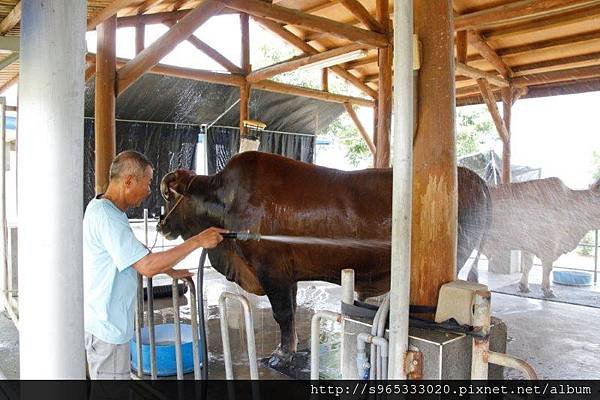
{"left": 480, "top": 177, "right": 600, "bottom": 297}
{"left": 157, "top": 151, "right": 490, "bottom": 366}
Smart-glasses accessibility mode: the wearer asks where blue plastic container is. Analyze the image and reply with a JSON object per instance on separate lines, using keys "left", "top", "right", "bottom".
{"left": 130, "top": 323, "right": 202, "bottom": 376}
{"left": 552, "top": 270, "right": 593, "bottom": 287}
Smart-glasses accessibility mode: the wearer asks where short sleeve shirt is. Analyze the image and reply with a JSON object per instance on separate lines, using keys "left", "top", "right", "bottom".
{"left": 83, "top": 196, "right": 149, "bottom": 344}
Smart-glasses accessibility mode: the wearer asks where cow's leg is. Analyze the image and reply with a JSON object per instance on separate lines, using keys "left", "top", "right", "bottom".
{"left": 541, "top": 259, "right": 555, "bottom": 298}
{"left": 519, "top": 252, "right": 534, "bottom": 293}
{"left": 261, "top": 279, "right": 298, "bottom": 368}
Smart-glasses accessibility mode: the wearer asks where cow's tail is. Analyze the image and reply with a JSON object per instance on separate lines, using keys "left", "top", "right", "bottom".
{"left": 467, "top": 181, "right": 492, "bottom": 283}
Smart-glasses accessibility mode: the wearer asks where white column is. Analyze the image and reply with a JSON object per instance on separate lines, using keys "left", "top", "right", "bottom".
{"left": 18, "top": 0, "right": 86, "bottom": 379}
{"left": 387, "top": 0, "right": 414, "bottom": 379}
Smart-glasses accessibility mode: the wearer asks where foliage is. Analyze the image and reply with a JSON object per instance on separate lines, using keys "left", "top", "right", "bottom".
{"left": 456, "top": 107, "right": 497, "bottom": 157}
{"left": 576, "top": 231, "right": 597, "bottom": 257}
{"left": 592, "top": 150, "right": 600, "bottom": 181}
{"left": 325, "top": 114, "right": 371, "bottom": 167}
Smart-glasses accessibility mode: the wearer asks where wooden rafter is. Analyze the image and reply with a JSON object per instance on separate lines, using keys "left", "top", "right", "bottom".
{"left": 511, "top": 52, "right": 600, "bottom": 75}
{"left": 511, "top": 64, "right": 600, "bottom": 86}
{"left": 455, "top": 0, "right": 600, "bottom": 31}
{"left": 247, "top": 43, "right": 368, "bottom": 83}
{"left": 344, "top": 102, "right": 376, "bottom": 155}
{"left": 483, "top": 3, "right": 600, "bottom": 41}
{"left": 241, "top": 13, "right": 250, "bottom": 74}
{"left": 254, "top": 16, "right": 377, "bottom": 98}
{"left": 87, "top": 0, "right": 143, "bottom": 31}
{"left": 456, "top": 31, "right": 468, "bottom": 64}
{"left": 218, "top": 0, "right": 388, "bottom": 47}
{"left": 477, "top": 78, "right": 510, "bottom": 143}
{"left": 163, "top": 20, "right": 243, "bottom": 74}
{"left": 116, "top": 10, "right": 188, "bottom": 28}
{"left": 344, "top": 54, "right": 377, "bottom": 70}
{"left": 497, "top": 29, "right": 600, "bottom": 58}
{"left": 339, "top": 0, "right": 384, "bottom": 33}
{"left": 0, "top": 73, "right": 18, "bottom": 94}
{"left": 303, "top": 0, "right": 343, "bottom": 14}
{"left": 0, "top": 1, "right": 21, "bottom": 35}
{"left": 121, "top": 0, "right": 165, "bottom": 16}
{"left": 117, "top": 1, "right": 225, "bottom": 94}
{"left": 253, "top": 80, "right": 374, "bottom": 107}
{"left": 467, "top": 31, "right": 513, "bottom": 78}
{"left": 456, "top": 63, "right": 509, "bottom": 87}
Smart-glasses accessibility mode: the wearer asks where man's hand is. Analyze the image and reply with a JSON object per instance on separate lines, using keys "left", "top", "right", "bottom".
{"left": 165, "top": 268, "right": 193, "bottom": 279}
{"left": 193, "top": 227, "right": 228, "bottom": 249}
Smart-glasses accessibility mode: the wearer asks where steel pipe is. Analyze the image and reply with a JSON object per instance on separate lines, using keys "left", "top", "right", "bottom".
{"left": 310, "top": 311, "right": 343, "bottom": 380}
{"left": 172, "top": 279, "right": 183, "bottom": 380}
{"left": 471, "top": 290, "right": 491, "bottom": 379}
{"left": 488, "top": 351, "right": 539, "bottom": 380}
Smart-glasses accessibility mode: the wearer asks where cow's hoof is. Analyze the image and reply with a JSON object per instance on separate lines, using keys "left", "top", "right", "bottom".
{"left": 542, "top": 288, "right": 555, "bottom": 298}
{"left": 518, "top": 283, "right": 530, "bottom": 293}
{"left": 267, "top": 348, "right": 293, "bottom": 370}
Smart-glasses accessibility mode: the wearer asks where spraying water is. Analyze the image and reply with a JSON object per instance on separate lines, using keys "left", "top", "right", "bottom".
{"left": 259, "top": 235, "right": 391, "bottom": 250}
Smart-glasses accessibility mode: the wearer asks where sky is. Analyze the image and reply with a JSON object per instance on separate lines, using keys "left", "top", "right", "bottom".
{"left": 3, "top": 14, "right": 599, "bottom": 187}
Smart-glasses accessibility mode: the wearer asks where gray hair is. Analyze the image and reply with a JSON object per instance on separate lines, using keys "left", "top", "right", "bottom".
{"left": 109, "top": 150, "right": 153, "bottom": 181}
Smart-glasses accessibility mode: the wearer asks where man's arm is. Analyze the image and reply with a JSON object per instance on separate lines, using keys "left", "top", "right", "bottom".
{"left": 133, "top": 227, "right": 227, "bottom": 277}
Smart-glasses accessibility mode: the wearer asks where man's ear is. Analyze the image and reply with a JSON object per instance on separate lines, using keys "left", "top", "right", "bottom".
{"left": 124, "top": 174, "right": 135, "bottom": 188}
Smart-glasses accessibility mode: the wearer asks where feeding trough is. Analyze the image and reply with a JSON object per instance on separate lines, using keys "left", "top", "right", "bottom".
{"left": 130, "top": 323, "right": 201, "bottom": 376}
{"left": 552, "top": 270, "right": 593, "bottom": 287}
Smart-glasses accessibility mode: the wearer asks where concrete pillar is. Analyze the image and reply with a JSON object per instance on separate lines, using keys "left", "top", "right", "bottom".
{"left": 18, "top": 0, "right": 86, "bottom": 379}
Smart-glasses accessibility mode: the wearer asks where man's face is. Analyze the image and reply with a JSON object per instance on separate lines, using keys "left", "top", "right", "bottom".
{"left": 125, "top": 166, "right": 153, "bottom": 207}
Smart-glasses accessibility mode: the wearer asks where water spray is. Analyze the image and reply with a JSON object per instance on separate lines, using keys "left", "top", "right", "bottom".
{"left": 222, "top": 231, "right": 262, "bottom": 241}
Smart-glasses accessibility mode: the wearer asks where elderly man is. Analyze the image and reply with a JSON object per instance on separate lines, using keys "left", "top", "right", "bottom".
{"left": 83, "top": 150, "right": 226, "bottom": 379}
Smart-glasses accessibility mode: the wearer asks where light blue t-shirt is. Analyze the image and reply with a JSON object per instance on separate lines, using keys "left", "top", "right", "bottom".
{"left": 83, "top": 197, "right": 149, "bottom": 344}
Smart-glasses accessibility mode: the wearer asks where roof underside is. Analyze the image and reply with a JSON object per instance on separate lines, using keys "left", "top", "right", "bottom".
{"left": 1, "top": 0, "right": 599, "bottom": 105}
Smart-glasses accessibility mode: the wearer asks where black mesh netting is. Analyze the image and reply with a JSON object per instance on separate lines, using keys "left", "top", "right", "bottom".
{"left": 84, "top": 119, "right": 198, "bottom": 218}
{"left": 206, "top": 126, "right": 314, "bottom": 174}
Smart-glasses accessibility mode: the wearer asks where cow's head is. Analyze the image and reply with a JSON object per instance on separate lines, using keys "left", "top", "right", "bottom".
{"left": 157, "top": 169, "right": 198, "bottom": 240}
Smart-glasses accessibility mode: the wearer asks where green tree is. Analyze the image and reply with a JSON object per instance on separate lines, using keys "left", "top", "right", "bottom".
{"left": 456, "top": 107, "right": 497, "bottom": 157}
{"left": 591, "top": 150, "right": 600, "bottom": 180}
{"left": 325, "top": 114, "right": 371, "bottom": 167}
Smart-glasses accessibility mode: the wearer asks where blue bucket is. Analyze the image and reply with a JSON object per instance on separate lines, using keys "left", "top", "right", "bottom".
{"left": 130, "top": 323, "right": 202, "bottom": 376}
{"left": 552, "top": 270, "right": 593, "bottom": 287}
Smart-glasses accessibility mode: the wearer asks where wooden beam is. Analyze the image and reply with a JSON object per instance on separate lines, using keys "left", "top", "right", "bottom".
{"left": 374, "top": 0, "right": 391, "bottom": 168}
{"left": 501, "top": 87, "right": 513, "bottom": 183}
{"left": 456, "top": 62, "right": 509, "bottom": 87}
{"left": 241, "top": 13, "right": 251, "bottom": 74}
{"left": 512, "top": 86, "right": 528, "bottom": 104}
{"left": 412, "top": 0, "right": 457, "bottom": 320}
{"left": 240, "top": 83, "right": 250, "bottom": 135}
{"left": 456, "top": 30, "right": 468, "bottom": 64}
{"left": 163, "top": 20, "right": 243, "bottom": 74}
{"left": 135, "top": 22, "right": 145, "bottom": 55}
{"left": 252, "top": 79, "right": 374, "bottom": 107}
{"left": 219, "top": 0, "right": 389, "bottom": 47}
{"left": 511, "top": 64, "right": 600, "bottom": 87}
{"left": 247, "top": 43, "right": 367, "bottom": 83}
{"left": 95, "top": 16, "right": 117, "bottom": 195}
{"left": 321, "top": 68, "right": 329, "bottom": 91}
{"left": 87, "top": 0, "right": 142, "bottom": 31}
{"left": 495, "top": 28, "right": 600, "bottom": 58}
{"left": 0, "top": 74, "right": 18, "bottom": 94}
{"left": 339, "top": 0, "right": 384, "bottom": 33}
{"left": 0, "top": 1, "right": 20, "bottom": 35}
{"left": 467, "top": 31, "right": 512, "bottom": 78}
{"left": 85, "top": 62, "right": 96, "bottom": 82}
{"left": 477, "top": 78, "right": 509, "bottom": 143}
{"left": 116, "top": 10, "right": 189, "bottom": 28}
{"left": 254, "top": 17, "right": 377, "bottom": 98}
{"left": 455, "top": 0, "right": 600, "bottom": 31}
{"left": 511, "top": 52, "right": 600, "bottom": 75}
{"left": 344, "top": 102, "right": 376, "bottom": 155}
{"left": 483, "top": 3, "right": 600, "bottom": 41}
{"left": 303, "top": 0, "right": 343, "bottom": 14}
{"left": 344, "top": 54, "right": 377, "bottom": 70}
{"left": 117, "top": 1, "right": 225, "bottom": 94}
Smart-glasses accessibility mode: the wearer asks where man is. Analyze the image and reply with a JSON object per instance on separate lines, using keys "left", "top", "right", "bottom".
{"left": 83, "top": 150, "right": 226, "bottom": 379}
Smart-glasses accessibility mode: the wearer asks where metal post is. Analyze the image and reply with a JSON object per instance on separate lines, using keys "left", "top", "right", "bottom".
{"left": 594, "top": 230, "right": 598, "bottom": 284}
{"left": 134, "top": 274, "right": 143, "bottom": 378}
{"left": 184, "top": 277, "right": 202, "bottom": 379}
{"left": 18, "top": 0, "right": 86, "bottom": 379}
{"left": 388, "top": 0, "right": 413, "bottom": 380}
{"left": 310, "top": 311, "right": 343, "bottom": 380}
{"left": 218, "top": 292, "right": 259, "bottom": 380}
{"left": 147, "top": 276, "right": 157, "bottom": 379}
{"left": 172, "top": 279, "right": 183, "bottom": 380}
{"left": 341, "top": 269, "right": 355, "bottom": 305}
{"left": 0, "top": 98, "right": 6, "bottom": 315}
{"left": 471, "top": 290, "right": 491, "bottom": 379}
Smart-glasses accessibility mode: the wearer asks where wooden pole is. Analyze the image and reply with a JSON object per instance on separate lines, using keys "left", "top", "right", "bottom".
{"left": 135, "top": 21, "right": 145, "bottom": 55}
{"left": 374, "top": 0, "right": 391, "bottom": 168}
{"left": 412, "top": 0, "right": 457, "bottom": 319}
{"left": 241, "top": 13, "right": 250, "bottom": 74}
{"left": 501, "top": 87, "right": 513, "bottom": 183}
{"left": 343, "top": 102, "right": 376, "bottom": 155}
{"left": 321, "top": 68, "right": 329, "bottom": 91}
{"left": 477, "top": 78, "right": 510, "bottom": 143}
{"left": 240, "top": 83, "right": 251, "bottom": 135}
{"left": 94, "top": 15, "right": 116, "bottom": 194}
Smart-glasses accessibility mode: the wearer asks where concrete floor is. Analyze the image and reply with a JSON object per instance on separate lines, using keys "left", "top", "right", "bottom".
{"left": 1, "top": 262, "right": 599, "bottom": 379}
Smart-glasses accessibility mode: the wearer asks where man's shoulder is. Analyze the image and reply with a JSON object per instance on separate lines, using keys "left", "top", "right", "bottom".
{"left": 84, "top": 199, "right": 124, "bottom": 226}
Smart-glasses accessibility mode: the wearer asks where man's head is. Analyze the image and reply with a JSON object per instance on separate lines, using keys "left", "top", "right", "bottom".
{"left": 109, "top": 150, "right": 154, "bottom": 208}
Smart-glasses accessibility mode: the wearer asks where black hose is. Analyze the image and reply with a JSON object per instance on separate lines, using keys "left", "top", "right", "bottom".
{"left": 196, "top": 249, "right": 209, "bottom": 380}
